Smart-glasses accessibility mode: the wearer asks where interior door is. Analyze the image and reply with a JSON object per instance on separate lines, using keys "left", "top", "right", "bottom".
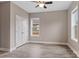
{"left": 16, "top": 15, "right": 22, "bottom": 47}
{"left": 21, "top": 18, "right": 28, "bottom": 44}
{"left": 16, "top": 15, "right": 28, "bottom": 48}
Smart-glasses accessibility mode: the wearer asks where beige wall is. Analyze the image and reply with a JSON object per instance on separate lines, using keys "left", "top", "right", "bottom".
{"left": 0, "top": 2, "right": 10, "bottom": 48}
{"left": 30, "top": 10, "right": 68, "bottom": 43}
{"left": 10, "top": 2, "right": 29, "bottom": 51}
{"left": 0, "top": 2, "right": 29, "bottom": 51}
{"left": 68, "top": 1, "right": 79, "bottom": 56}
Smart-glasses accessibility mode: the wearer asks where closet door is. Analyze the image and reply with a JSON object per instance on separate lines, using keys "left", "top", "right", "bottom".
{"left": 16, "top": 15, "right": 22, "bottom": 47}
{"left": 21, "top": 18, "right": 28, "bottom": 44}
{"left": 16, "top": 15, "right": 28, "bottom": 48}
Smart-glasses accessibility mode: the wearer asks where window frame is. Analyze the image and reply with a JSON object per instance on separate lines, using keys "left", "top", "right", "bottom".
{"left": 71, "top": 6, "right": 78, "bottom": 42}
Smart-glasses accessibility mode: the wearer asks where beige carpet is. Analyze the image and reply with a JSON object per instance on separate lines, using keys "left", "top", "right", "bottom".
{"left": 0, "top": 43, "right": 77, "bottom": 58}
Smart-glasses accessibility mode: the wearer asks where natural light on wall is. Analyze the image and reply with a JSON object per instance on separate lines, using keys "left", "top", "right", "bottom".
{"left": 71, "top": 6, "right": 78, "bottom": 42}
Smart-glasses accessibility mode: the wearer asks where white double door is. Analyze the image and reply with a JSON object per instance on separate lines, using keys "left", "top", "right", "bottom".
{"left": 16, "top": 15, "right": 28, "bottom": 48}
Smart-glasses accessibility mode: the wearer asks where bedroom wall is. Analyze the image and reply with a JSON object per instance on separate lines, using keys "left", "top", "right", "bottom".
{"left": 0, "top": 2, "right": 10, "bottom": 49}
{"left": 0, "top": 2, "right": 29, "bottom": 51}
{"left": 10, "top": 2, "right": 29, "bottom": 51}
{"left": 30, "top": 10, "right": 68, "bottom": 43}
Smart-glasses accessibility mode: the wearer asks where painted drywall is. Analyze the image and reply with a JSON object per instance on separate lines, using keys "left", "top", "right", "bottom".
{"left": 68, "top": 1, "right": 79, "bottom": 56}
{"left": 0, "top": 2, "right": 29, "bottom": 51}
{"left": 30, "top": 10, "right": 68, "bottom": 43}
{"left": 10, "top": 2, "right": 29, "bottom": 51}
{"left": 0, "top": 2, "right": 10, "bottom": 49}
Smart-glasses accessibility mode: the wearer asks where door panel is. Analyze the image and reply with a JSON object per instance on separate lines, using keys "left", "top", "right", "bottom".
{"left": 21, "top": 18, "right": 28, "bottom": 44}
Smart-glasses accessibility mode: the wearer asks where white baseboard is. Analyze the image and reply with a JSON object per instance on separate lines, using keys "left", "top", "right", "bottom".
{"left": 67, "top": 43, "right": 79, "bottom": 57}
{"left": 28, "top": 41, "right": 67, "bottom": 45}
{"left": 0, "top": 48, "right": 9, "bottom": 51}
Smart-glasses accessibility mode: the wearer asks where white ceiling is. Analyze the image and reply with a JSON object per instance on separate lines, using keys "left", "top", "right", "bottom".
{"left": 12, "top": 1, "right": 72, "bottom": 13}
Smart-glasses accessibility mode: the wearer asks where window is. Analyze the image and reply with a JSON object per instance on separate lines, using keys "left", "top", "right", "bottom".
{"left": 31, "top": 18, "right": 40, "bottom": 37}
{"left": 71, "top": 6, "right": 78, "bottom": 42}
